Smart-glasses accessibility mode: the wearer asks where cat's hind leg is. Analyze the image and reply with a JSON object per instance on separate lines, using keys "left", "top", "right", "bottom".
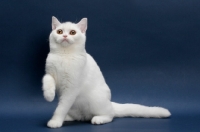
{"left": 64, "top": 114, "right": 74, "bottom": 121}
{"left": 91, "top": 115, "right": 113, "bottom": 125}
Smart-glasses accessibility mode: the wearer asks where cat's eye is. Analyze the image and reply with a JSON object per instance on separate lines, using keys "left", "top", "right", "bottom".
{"left": 57, "top": 29, "right": 63, "bottom": 34}
{"left": 69, "top": 30, "right": 76, "bottom": 35}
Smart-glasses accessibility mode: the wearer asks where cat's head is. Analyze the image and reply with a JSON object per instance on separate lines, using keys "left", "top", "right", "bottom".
{"left": 49, "top": 16, "right": 87, "bottom": 50}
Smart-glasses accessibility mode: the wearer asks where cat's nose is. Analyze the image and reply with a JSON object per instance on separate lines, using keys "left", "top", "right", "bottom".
{"left": 63, "top": 35, "right": 67, "bottom": 38}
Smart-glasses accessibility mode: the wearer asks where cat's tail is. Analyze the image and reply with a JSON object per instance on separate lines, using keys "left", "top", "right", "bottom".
{"left": 111, "top": 102, "right": 171, "bottom": 118}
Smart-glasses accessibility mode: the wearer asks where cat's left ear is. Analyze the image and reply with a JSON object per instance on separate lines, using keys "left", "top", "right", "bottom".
{"left": 52, "top": 16, "right": 61, "bottom": 30}
{"left": 77, "top": 18, "right": 87, "bottom": 33}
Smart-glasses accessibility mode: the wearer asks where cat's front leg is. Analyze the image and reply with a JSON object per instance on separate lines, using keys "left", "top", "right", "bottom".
{"left": 42, "top": 74, "right": 56, "bottom": 102}
{"left": 47, "top": 88, "right": 79, "bottom": 128}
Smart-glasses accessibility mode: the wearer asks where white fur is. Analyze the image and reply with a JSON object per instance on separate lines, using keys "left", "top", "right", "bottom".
{"left": 42, "top": 16, "right": 171, "bottom": 128}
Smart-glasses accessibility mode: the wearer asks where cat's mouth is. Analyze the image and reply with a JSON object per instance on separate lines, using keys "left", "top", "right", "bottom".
{"left": 60, "top": 39, "right": 72, "bottom": 46}
{"left": 61, "top": 39, "right": 68, "bottom": 43}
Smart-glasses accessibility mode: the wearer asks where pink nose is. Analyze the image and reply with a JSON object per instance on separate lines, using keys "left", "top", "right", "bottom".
{"left": 63, "top": 35, "right": 67, "bottom": 38}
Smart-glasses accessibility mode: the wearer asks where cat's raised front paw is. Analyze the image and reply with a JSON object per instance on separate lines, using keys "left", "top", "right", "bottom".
{"left": 47, "top": 119, "right": 62, "bottom": 128}
{"left": 44, "top": 90, "right": 55, "bottom": 102}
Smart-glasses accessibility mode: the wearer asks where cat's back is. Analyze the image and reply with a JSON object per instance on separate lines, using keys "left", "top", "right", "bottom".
{"left": 85, "top": 53, "right": 101, "bottom": 73}
{"left": 83, "top": 53, "right": 107, "bottom": 86}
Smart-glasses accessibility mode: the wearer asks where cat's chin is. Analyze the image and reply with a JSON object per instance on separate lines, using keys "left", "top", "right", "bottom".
{"left": 60, "top": 41, "right": 73, "bottom": 47}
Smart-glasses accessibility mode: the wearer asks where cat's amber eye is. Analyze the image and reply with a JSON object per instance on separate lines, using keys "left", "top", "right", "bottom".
{"left": 57, "top": 29, "right": 63, "bottom": 34}
{"left": 69, "top": 30, "right": 76, "bottom": 35}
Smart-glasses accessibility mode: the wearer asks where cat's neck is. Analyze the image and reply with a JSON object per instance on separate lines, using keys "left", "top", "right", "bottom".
{"left": 49, "top": 42, "right": 86, "bottom": 56}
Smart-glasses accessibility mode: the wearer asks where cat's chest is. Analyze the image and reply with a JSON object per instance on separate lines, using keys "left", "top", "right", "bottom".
{"left": 48, "top": 54, "right": 71, "bottom": 70}
{"left": 45, "top": 53, "right": 85, "bottom": 81}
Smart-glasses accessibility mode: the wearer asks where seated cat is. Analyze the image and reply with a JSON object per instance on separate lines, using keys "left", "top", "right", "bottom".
{"left": 42, "top": 16, "right": 171, "bottom": 128}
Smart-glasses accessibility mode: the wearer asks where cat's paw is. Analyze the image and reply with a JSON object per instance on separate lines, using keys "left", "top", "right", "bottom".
{"left": 91, "top": 116, "right": 112, "bottom": 125}
{"left": 47, "top": 119, "right": 62, "bottom": 128}
{"left": 43, "top": 90, "right": 55, "bottom": 102}
{"left": 91, "top": 117, "right": 104, "bottom": 125}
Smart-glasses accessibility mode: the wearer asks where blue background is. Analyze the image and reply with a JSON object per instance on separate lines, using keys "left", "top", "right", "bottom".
{"left": 0, "top": 0, "right": 200, "bottom": 131}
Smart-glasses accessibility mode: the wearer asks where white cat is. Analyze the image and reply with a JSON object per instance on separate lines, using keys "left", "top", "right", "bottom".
{"left": 42, "top": 16, "right": 171, "bottom": 128}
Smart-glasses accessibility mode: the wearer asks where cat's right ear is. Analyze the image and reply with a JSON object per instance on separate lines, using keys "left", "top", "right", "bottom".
{"left": 52, "top": 16, "right": 61, "bottom": 30}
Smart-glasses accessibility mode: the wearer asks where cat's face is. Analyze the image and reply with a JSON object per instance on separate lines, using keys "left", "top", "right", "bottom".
{"left": 50, "top": 17, "right": 87, "bottom": 48}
